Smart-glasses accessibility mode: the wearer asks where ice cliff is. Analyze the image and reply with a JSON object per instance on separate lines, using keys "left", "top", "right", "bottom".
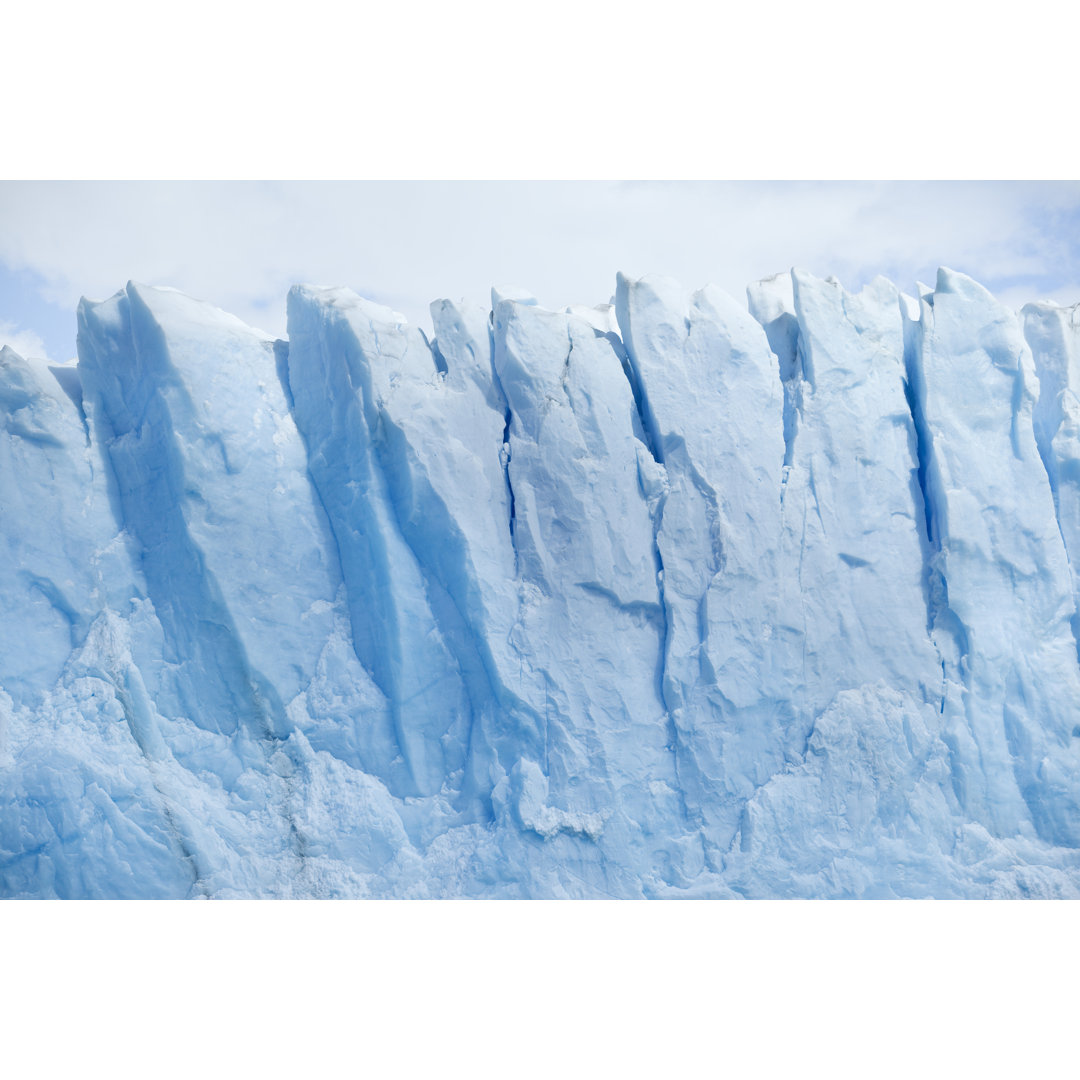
{"left": 3, "top": 268, "right": 1080, "bottom": 898}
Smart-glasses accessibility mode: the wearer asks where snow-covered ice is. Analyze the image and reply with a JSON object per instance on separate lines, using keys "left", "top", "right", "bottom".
{"left": 3, "top": 270, "right": 1080, "bottom": 898}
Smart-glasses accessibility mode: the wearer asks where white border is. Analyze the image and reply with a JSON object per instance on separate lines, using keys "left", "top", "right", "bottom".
{"left": 4, "top": 1, "right": 1080, "bottom": 178}
{"left": 4, "top": 900, "right": 1078, "bottom": 1076}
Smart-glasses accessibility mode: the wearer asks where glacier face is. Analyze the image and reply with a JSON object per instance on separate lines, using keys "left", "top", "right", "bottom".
{"left": 3, "top": 270, "right": 1080, "bottom": 898}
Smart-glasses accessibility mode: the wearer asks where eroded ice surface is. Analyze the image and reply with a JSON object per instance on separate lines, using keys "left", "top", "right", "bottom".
{"left": 3, "top": 271, "right": 1080, "bottom": 898}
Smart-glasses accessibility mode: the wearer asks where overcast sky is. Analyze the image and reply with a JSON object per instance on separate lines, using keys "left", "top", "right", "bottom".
{"left": 2, "top": 180, "right": 1079, "bottom": 364}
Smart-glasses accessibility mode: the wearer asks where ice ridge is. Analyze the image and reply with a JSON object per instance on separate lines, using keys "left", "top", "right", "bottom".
{"left": 3, "top": 269, "right": 1080, "bottom": 898}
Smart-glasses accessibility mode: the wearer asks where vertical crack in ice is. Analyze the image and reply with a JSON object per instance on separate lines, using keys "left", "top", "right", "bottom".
{"left": 487, "top": 337, "right": 520, "bottom": 572}
{"left": 764, "top": 303, "right": 811, "bottom": 717}
{"left": 610, "top": 311, "right": 690, "bottom": 825}
{"left": 901, "top": 301, "right": 952, "bottom": 716}
{"left": 1008, "top": 364, "right": 1026, "bottom": 462}
{"left": 272, "top": 339, "right": 295, "bottom": 411}
{"left": 618, "top": 345, "right": 665, "bottom": 467}
{"left": 785, "top": 337, "right": 809, "bottom": 467}
{"left": 641, "top": 466, "right": 681, "bottom": 777}
{"left": 782, "top": 293, "right": 814, "bottom": 528}
{"left": 749, "top": 299, "right": 801, "bottom": 508}
{"left": 900, "top": 292, "right": 973, "bottom": 789}
{"left": 501, "top": 404, "right": 518, "bottom": 563}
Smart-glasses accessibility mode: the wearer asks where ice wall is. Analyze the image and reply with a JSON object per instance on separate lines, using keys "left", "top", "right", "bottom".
{"left": 3, "top": 270, "right": 1080, "bottom": 898}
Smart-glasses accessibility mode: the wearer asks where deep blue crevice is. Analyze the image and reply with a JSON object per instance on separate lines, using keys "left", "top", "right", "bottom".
{"left": 272, "top": 339, "right": 294, "bottom": 411}
{"left": 420, "top": 329, "right": 449, "bottom": 375}
{"left": 486, "top": 331, "right": 520, "bottom": 568}
{"left": 903, "top": 374, "right": 936, "bottom": 548}
{"left": 502, "top": 406, "right": 516, "bottom": 547}
{"left": 900, "top": 301, "right": 970, "bottom": 720}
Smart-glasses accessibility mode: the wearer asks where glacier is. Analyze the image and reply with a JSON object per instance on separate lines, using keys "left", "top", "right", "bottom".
{"left": 3, "top": 268, "right": 1080, "bottom": 898}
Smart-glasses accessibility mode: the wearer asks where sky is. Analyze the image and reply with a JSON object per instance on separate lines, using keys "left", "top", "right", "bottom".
{"left": 1, "top": 180, "right": 1079, "bottom": 364}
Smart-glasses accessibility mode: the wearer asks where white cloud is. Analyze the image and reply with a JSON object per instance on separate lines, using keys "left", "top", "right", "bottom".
{"left": 0, "top": 182, "right": 1077, "bottom": 343}
{"left": 0, "top": 321, "right": 50, "bottom": 362}
{"left": 994, "top": 283, "right": 1080, "bottom": 314}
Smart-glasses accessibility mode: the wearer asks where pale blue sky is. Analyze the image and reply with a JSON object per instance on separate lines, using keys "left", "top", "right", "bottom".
{"left": 2, "top": 181, "right": 1078, "bottom": 363}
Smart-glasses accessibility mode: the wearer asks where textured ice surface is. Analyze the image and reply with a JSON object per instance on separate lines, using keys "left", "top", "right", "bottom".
{"left": 3, "top": 271, "right": 1080, "bottom": 898}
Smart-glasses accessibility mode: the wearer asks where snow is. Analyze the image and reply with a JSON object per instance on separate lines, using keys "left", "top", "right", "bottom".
{"left": 3, "top": 270, "right": 1080, "bottom": 898}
